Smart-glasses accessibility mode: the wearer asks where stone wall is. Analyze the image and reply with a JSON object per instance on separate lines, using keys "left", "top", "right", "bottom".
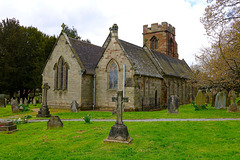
{"left": 81, "top": 74, "right": 94, "bottom": 110}
{"left": 95, "top": 37, "right": 135, "bottom": 111}
{"left": 133, "top": 76, "right": 163, "bottom": 111}
{"left": 42, "top": 34, "right": 82, "bottom": 109}
{"left": 143, "top": 22, "right": 178, "bottom": 59}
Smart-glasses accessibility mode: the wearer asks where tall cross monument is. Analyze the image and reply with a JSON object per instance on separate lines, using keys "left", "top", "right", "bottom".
{"left": 36, "top": 83, "right": 51, "bottom": 117}
{"left": 105, "top": 91, "right": 132, "bottom": 143}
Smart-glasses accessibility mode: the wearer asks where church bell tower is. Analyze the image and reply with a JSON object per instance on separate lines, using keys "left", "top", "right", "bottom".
{"left": 143, "top": 22, "right": 178, "bottom": 59}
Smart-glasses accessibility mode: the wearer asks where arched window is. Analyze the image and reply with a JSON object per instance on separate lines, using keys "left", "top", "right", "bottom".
{"left": 150, "top": 36, "right": 158, "bottom": 50}
{"left": 54, "top": 64, "right": 58, "bottom": 90}
{"left": 54, "top": 57, "right": 69, "bottom": 90}
{"left": 108, "top": 61, "right": 118, "bottom": 89}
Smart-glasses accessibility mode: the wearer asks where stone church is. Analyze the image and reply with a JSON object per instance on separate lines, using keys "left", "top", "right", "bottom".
{"left": 42, "top": 22, "right": 194, "bottom": 111}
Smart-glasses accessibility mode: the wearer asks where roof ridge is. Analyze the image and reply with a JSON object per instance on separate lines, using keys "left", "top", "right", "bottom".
{"left": 119, "top": 39, "right": 143, "bottom": 49}
{"left": 68, "top": 37, "right": 103, "bottom": 49}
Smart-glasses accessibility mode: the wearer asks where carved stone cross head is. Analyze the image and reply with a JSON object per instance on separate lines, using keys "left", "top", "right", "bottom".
{"left": 42, "top": 83, "right": 50, "bottom": 90}
{"left": 112, "top": 91, "right": 128, "bottom": 125}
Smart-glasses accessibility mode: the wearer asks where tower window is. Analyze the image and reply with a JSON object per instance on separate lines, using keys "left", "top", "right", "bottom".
{"left": 150, "top": 36, "right": 158, "bottom": 50}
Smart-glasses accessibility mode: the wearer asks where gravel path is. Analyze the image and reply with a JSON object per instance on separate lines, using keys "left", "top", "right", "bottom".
{"left": 28, "top": 118, "right": 240, "bottom": 122}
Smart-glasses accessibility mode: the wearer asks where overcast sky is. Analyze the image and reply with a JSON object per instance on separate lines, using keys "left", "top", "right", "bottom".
{"left": 0, "top": 0, "right": 209, "bottom": 66}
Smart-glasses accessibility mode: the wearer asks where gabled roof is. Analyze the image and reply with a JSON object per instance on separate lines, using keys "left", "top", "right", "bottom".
{"left": 152, "top": 51, "right": 192, "bottom": 79}
{"left": 118, "top": 39, "right": 163, "bottom": 78}
{"left": 68, "top": 37, "right": 105, "bottom": 74}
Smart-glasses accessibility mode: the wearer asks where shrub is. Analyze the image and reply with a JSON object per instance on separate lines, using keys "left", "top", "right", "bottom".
{"left": 192, "top": 101, "right": 208, "bottom": 111}
{"left": 83, "top": 115, "right": 91, "bottom": 124}
{"left": 18, "top": 104, "right": 30, "bottom": 112}
{"left": 13, "top": 115, "right": 32, "bottom": 125}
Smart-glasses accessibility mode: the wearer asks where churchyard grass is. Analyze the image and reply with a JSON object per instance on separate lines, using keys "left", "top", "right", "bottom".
{"left": 0, "top": 104, "right": 39, "bottom": 118}
{"left": 2, "top": 103, "right": 240, "bottom": 120}
{"left": 0, "top": 121, "right": 240, "bottom": 159}
{"left": 40, "top": 103, "right": 240, "bottom": 119}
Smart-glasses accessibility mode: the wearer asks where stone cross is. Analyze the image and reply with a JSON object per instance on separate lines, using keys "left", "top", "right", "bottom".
{"left": 36, "top": 83, "right": 51, "bottom": 117}
{"left": 112, "top": 91, "right": 128, "bottom": 125}
{"left": 42, "top": 83, "right": 50, "bottom": 106}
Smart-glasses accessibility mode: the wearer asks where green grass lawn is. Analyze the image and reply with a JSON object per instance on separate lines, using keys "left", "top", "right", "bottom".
{"left": 1, "top": 121, "right": 240, "bottom": 160}
{"left": 1, "top": 103, "right": 240, "bottom": 120}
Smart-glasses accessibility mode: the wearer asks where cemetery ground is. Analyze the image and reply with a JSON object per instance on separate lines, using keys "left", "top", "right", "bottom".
{"left": 1, "top": 102, "right": 240, "bottom": 159}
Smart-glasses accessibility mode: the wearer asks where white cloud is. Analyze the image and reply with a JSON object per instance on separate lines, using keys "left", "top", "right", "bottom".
{"left": 0, "top": 0, "right": 209, "bottom": 65}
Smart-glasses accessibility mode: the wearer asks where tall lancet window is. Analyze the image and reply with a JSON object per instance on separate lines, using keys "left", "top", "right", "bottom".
{"left": 150, "top": 36, "right": 158, "bottom": 50}
{"left": 109, "top": 61, "right": 118, "bottom": 89}
{"left": 54, "top": 57, "right": 69, "bottom": 90}
{"left": 169, "top": 38, "right": 174, "bottom": 56}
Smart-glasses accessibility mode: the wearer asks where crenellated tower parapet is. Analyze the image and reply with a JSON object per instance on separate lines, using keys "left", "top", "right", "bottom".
{"left": 143, "top": 22, "right": 178, "bottom": 59}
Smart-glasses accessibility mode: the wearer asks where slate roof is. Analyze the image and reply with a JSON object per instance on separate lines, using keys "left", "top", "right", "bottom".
{"left": 68, "top": 37, "right": 105, "bottom": 74}
{"left": 118, "top": 39, "right": 162, "bottom": 78}
{"left": 152, "top": 51, "right": 192, "bottom": 79}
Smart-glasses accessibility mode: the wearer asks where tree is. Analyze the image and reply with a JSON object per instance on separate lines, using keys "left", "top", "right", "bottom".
{"left": 61, "top": 23, "right": 91, "bottom": 43}
{"left": 195, "top": 0, "right": 240, "bottom": 90}
{"left": 0, "top": 18, "right": 56, "bottom": 97}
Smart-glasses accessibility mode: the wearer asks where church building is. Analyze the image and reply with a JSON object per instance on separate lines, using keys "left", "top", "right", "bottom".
{"left": 42, "top": 22, "right": 194, "bottom": 111}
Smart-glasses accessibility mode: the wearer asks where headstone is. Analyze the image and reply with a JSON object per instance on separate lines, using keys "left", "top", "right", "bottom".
{"left": 33, "top": 97, "right": 37, "bottom": 106}
{"left": 223, "top": 90, "right": 230, "bottom": 107}
{"left": 195, "top": 90, "right": 206, "bottom": 106}
{"left": 0, "top": 94, "right": 6, "bottom": 108}
{"left": 70, "top": 100, "right": 79, "bottom": 112}
{"left": 36, "top": 83, "right": 51, "bottom": 117}
{"left": 19, "top": 98, "right": 23, "bottom": 105}
{"left": 38, "top": 96, "right": 42, "bottom": 103}
{"left": 30, "top": 98, "right": 33, "bottom": 104}
{"left": 215, "top": 91, "right": 227, "bottom": 109}
{"left": 0, "top": 120, "right": 17, "bottom": 133}
{"left": 11, "top": 100, "right": 19, "bottom": 113}
{"left": 47, "top": 116, "right": 63, "bottom": 129}
{"left": 228, "top": 103, "right": 239, "bottom": 112}
{"left": 5, "top": 98, "right": 7, "bottom": 105}
{"left": 167, "top": 95, "right": 179, "bottom": 113}
{"left": 105, "top": 91, "right": 132, "bottom": 143}
{"left": 24, "top": 98, "right": 28, "bottom": 106}
{"left": 11, "top": 98, "right": 14, "bottom": 103}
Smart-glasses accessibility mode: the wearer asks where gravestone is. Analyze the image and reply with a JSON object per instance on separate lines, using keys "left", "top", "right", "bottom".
{"left": 11, "top": 100, "right": 19, "bottom": 113}
{"left": 47, "top": 116, "right": 63, "bottom": 129}
{"left": 195, "top": 90, "right": 206, "bottom": 106}
{"left": 215, "top": 91, "right": 227, "bottom": 109}
{"left": 19, "top": 98, "right": 23, "bottom": 105}
{"left": 36, "top": 83, "right": 51, "bottom": 117}
{"left": 167, "top": 95, "right": 179, "bottom": 113}
{"left": 105, "top": 91, "right": 132, "bottom": 144}
{"left": 38, "top": 96, "right": 42, "bottom": 103}
{"left": 70, "top": 100, "right": 79, "bottom": 112}
{"left": 24, "top": 98, "right": 28, "bottom": 106}
{"left": 0, "top": 94, "right": 6, "bottom": 108}
{"left": 11, "top": 98, "right": 14, "bottom": 103}
{"left": 33, "top": 97, "right": 37, "bottom": 106}
{"left": 223, "top": 90, "right": 230, "bottom": 107}
{"left": 0, "top": 120, "right": 17, "bottom": 133}
{"left": 228, "top": 90, "right": 239, "bottom": 112}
